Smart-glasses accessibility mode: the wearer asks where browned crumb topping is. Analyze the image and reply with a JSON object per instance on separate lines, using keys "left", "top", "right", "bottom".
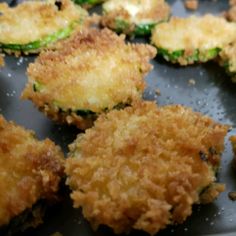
{"left": 66, "top": 101, "right": 228, "bottom": 235}
{"left": 0, "top": 115, "right": 64, "bottom": 227}
{"left": 101, "top": 0, "right": 170, "bottom": 35}
{"left": 22, "top": 28, "right": 156, "bottom": 129}
{"left": 184, "top": 0, "right": 199, "bottom": 11}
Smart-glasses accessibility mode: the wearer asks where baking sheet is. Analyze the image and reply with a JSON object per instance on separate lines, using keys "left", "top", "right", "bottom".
{"left": 1, "top": 0, "right": 236, "bottom": 235}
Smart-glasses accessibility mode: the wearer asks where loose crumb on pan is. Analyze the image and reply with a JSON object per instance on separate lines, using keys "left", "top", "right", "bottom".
{"left": 184, "top": 0, "right": 199, "bottom": 11}
{"left": 66, "top": 101, "right": 228, "bottom": 235}
{"left": 188, "top": 79, "right": 196, "bottom": 85}
{"left": 228, "top": 191, "right": 236, "bottom": 201}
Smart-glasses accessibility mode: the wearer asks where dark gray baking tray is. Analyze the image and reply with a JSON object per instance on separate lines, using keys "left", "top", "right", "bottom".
{"left": 1, "top": 0, "right": 236, "bottom": 235}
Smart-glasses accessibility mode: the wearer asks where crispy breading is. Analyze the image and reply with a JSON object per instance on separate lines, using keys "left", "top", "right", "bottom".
{"left": 0, "top": 0, "right": 88, "bottom": 53}
{"left": 22, "top": 28, "right": 156, "bottom": 130}
{"left": 225, "top": 0, "right": 236, "bottom": 21}
{"left": 0, "top": 115, "right": 64, "bottom": 227}
{"left": 218, "top": 41, "right": 236, "bottom": 82}
{"left": 101, "top": 0, "right": 170, "bottom": 35}
{"left": 152, "top": 15, "right": 236, "bottom": 65}
{"left": 65, "top": 101, "right": 228, "bottom": 235}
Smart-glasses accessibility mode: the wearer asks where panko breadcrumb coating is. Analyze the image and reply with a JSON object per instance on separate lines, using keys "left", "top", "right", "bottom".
{"left": 101, "top": 0, "right": 170, "bottom": 36}
{"left": 22, "top": 28, "right": 156, "bottom": 130}
{"left": 151, "top": 15, "right": 236, "bottom": 65}
{"left": 225, "top": 0, "right": 236, "bottom": 21}
{"left": 219, "top": 41, "right": 236, "bottom": 82}
{"left": 65, "top": 101, "right": 228, "bottom": 235}
{"left": 0, "top": 0, "right": 88, "bottom": 54}
{"left": 0, "top": 115, "right": 64, "bottom": 230}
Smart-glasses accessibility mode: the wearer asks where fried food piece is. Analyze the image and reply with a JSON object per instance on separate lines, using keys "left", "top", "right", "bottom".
{"left": 225, "top": 0, "right": 236, "bottom": 21}
{"left": 0, "top": 115, "right": 64, "bottom": 230}
{"left": 151, "top": 15, "right": 236, "bottom": 65}
{"left": 101, "top": 0, "right": 170, "bottom": 36}
{"left": 218, "top": 41, "right": 236, "bottom": 82}
{"left": 65, "top": 101, "right": 228, "bottom": 235}
{"left": 0, "top": 0, "right": 88, "bottom": 54}
{"left": 73, "top": 0, "right": 106, "bottom": 9}
{"left": 0, "top": 54, "right": 4, "bottom": 67}
{"left": 22, "top": 28, "right": 156, "bottom": 130}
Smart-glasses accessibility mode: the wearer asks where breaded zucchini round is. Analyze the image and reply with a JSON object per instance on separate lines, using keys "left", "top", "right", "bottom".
{"left": 0, "top": 0, "right": 88, "bottom": 54}
{"left": 22, "top": 28, "right": 156, "bottom": 130}
{"left": 151, "top": 15, "right": 236, "bottom": 65}
{"left": 101, "top": 0, "right": 170, "bottom": 36}
{"left": 0, "top": 115, "right": 64, "bottom": 231}
{"left": 219, "top": 41, "right": 236, "bottom": 82}
{"left": 65, "top": 101, "right": 228, "bottom": 235}
{"left": 73, "top": 0, "right": 106, "bottom": 9}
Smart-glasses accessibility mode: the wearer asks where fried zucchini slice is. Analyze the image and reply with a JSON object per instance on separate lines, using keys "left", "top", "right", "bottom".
{"left": 218, "top": 41, "right": 236, "bottom": 82}
{"left": 0, "top": 0, "right": 88, "bottom": 54}
{"left": 151, "top": 15, "right": 236, "bottom": 65}
{"left": 22, "top": 28, "right": 156, "bottom": 130}
{"left": 65, "top": 101, "right": 228, "bottom": 235}
{"left": 101, "top": 0, "right": 170, "bottom": 36}
{"left": 73, "top": 0, "right": 105, "bottom": 9}
{"left": 0, "top": 115, "right": 64, "bottom": 230}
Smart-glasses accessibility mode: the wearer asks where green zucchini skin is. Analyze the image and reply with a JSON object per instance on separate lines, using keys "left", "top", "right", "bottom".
{"left": 0, "top": 21, "right": 79, "bottom": 53}
{"left": 114, "top": 18, "right": 165, "bottom": 36}
{"left": 73, "top": 0, "right": 103, "bottom": 7}
{"left": 157, "top": 47, "right": 221, "bottom": 64}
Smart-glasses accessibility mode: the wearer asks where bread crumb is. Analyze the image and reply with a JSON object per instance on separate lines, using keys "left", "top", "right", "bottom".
{"left": 155, "top": 88, "right": 161, "bottom": 96}
{"left": 184, "top": 0, "right": 199, "bottom": 10}
{"left": 0, "top": 54, "right": 4, "bottom": 67}
{"left": 188, "top": 79, "right": 196, "bottom": 85}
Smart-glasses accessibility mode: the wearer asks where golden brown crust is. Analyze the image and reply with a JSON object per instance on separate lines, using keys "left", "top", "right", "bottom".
{"left": 0, "top": 115, "right": 64, "bottom": 227}
{"left": 0, "top": 0, "right": 88, "bottom": 53}
{"left": 65, "top": 101, "right": 228, "bottom": 235}
{"left": 22, "top": 28, "right": 156, "bottom": 129}
{"left": 101, "top": 0, "right": 170, "bottom": 34}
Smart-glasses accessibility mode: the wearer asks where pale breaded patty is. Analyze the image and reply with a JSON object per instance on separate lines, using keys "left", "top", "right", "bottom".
{"left": 101, "top": 0, "right": 170, "bottom": 36}
{"left": 152, "top": 15, "right": 236, "bottom": 65}
{"left": 0, "top": 0, "right": 88, "bottom": 54}
{"left": 22, "top": 28, "right": 156, "bottom": 130}
{"left": 65, "top": 101, "right": 228, "bottom": 235}
{"left": 219, "top": 41, "right": 236, "bottom": 82}
{"left": 0, "top": 115, "right": 64, "bottom": 229}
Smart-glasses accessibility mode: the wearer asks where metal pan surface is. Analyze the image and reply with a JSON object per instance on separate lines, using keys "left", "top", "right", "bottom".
{"left": 0, "top": 0, "right": 236, "bottom": 235}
